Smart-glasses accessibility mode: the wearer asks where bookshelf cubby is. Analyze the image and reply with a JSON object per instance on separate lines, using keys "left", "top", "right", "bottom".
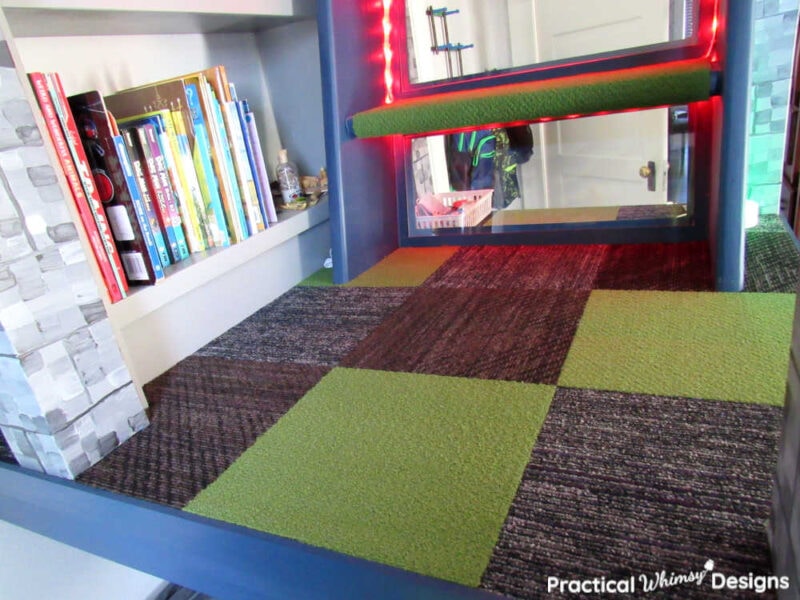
{"left": 0, "top": 0, "right": 329, "bottom": 387}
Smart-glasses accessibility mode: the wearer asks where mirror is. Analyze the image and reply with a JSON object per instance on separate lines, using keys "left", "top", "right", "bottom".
{"left": 405, "top": 0, "right": 697, "bottom": 85}
{"left": 409, "top": 104, "right": 695, "bottom": 236}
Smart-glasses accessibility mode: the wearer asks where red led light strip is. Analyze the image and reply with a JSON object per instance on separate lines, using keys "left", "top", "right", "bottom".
{"left": 383, "top": 0, "right": 394, "bottom": 104}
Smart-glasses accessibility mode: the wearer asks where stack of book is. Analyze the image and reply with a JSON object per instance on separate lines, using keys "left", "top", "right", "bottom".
{"left": 29, "top": 66, "right": 278, "bottom": 303}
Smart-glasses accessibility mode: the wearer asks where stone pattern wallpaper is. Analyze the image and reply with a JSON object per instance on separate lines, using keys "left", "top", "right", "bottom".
{"left": 750, "top": 0, "right": 799, "bottom": 214}
{"left": 0, "top": 45, "right": 148, "bottom": 479}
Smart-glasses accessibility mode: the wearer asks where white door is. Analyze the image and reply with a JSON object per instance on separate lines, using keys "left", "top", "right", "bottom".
{"left": 531, "top": 0, "right": 672, "bottom": 207}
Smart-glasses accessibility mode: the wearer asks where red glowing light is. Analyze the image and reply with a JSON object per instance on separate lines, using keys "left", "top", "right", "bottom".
{"left": 383, "top": 0, "right": 394, "bottom": 104}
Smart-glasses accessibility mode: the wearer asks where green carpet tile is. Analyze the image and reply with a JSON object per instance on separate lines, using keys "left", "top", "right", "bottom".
{"left": 341, "top": 287, "right": 590, "bottom": 384}
{"left": 186, "top": 367, "right": 555, "bottom": 587}
{"left": 345, "top": 246, "right": 459, "bottom": 287}
{"left": 481, "top": 387, "right": 782, "bottom": 599}
{"left": 297, "top": 267, "right": 335, "bottom": 287}
{"left": 558, "top": 290, "right": 795, "bottom": 405}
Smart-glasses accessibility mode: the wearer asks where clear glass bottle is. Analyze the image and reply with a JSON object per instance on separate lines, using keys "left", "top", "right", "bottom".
{"left": 276, "top": 148, "right": 302, "bottom": 205}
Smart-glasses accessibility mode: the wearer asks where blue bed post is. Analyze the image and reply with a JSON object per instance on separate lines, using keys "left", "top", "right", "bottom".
{"left": 716, "top": 0, "right": 754, "bottom": 291}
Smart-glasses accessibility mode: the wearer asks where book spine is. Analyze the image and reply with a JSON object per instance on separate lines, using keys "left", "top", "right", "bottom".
{"left": 170, "top": 109, "right": 218, "bottom": 248}
{"left": 244, "top": 105, "right": 278, "bottom": 223}
{"left": 205, "top": 82, "right": 248, "bottom": 240}
{"left": 122, "top": 128, "right": 172, "bottom": 268}
{"left": 130, "top": 125, "right": 181, "bottom": 263}
{"left": 156, "top": 113, "right": 207, "bottom": 253}
{"left": 144, "top": 123, "right": 190, "bottom": 259}
{"left": 235, "top": 99, "right": 269, "bottom": 228}
{"left": 29, "top": 72, "right": 126, "bottom": 302}
{"left": 223, "top": 100, "right": 264, "bottom": 234}
{"left": 184, "top": 83, "right": 232, "bottom": 246}
{"left": 113, "top": 135, "right": 165, "bottom": 282}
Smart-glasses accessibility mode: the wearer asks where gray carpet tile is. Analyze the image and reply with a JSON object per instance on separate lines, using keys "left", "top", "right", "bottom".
{"left": 341, "top": 287, "right": 590, "bottom": 385}
{"left": 422, "top": 245, "right": 608, "bottom": 290}
{"left": 78, "top": 356, "right": 329, "bottom": 508}
{"left": 480, "top": 387, "right": 783, "bottom": 599}
{"left": 744, "top": 230, "right": 800, "bottom": 293}
{"left": 195, "top": 286, "right": 414, "bottom": 366}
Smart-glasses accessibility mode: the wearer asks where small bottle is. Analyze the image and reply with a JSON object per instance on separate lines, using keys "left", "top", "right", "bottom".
{"left": 276, "top": 149, "right": 302, "bottom": 205}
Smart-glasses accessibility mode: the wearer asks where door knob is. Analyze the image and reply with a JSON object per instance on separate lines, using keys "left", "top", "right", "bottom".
{"left": 639, "top": 165, "right": 652, "bottom": 178}
{"left": 639, "top": 161, "right": 656, "bottom": 192}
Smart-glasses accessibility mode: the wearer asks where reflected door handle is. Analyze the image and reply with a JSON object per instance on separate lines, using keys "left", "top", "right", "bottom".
{"left": 639, "top": 161, "right": 656, "bottom": 192}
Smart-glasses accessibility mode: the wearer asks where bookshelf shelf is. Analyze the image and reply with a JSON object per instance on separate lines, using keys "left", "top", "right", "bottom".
{"left": 0, "top": 0, "right": 329, "bottom": 387}
{"left": 107, "top": 199, "right": 329, "bottom": 330}
{"left": 0, "top": 0, "right": 316, "bottom": 37}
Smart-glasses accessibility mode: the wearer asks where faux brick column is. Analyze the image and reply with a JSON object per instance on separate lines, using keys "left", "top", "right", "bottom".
{"left": 772, "top": 289, "right": 800, "bottom": 595}
{"left": 0, "top": 43, "right": 148, "bottom": 479}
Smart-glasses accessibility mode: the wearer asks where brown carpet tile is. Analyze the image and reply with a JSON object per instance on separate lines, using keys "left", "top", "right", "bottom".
{"left": 78, "top": 356, "right": 329, "bottom": 507}
{"left": 341, "top": 287, "right": 590, "bottom": 385}
{"left": 422, "top": 244, "right": 608, "bottom": 290}
{"left": 594, "top": 241, "right": 714, "bottom": 290}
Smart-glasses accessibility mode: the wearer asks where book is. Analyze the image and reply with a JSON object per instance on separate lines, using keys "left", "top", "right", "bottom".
{"left": 243, "top": 100, "right": 279, "bottom": 224}
{"left": 234, "top": 98, "right": 270, "bottom": 228}
{"left": 224, "top": 98, "right": 265, "bottom": 234}
{"left": 118, "top": 113, "right": 203, "bottom": 254}
{"left": 126, "top": 123, "right": 186, "bottom": 263}
{"left": 187, "top": 77, "right": 247, "bottom": 242}
{"left": 121, "top": 128, "right": 172, "bottom": 268}
{"left": 204, "top": 80, "right": 250, "bottom": 237}
{"left": 29, "top": 72, "right": 127, "bottom": 302}
{"left": 105, "top": 80, "right": 231, "bottom": 248}
{"left": 67, "top": 90, "right": 164, "bottom": 285}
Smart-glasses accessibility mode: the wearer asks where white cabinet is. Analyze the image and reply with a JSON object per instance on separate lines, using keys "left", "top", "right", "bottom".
{"left": 0, "top": 0, "right": 329, "bottom": 387}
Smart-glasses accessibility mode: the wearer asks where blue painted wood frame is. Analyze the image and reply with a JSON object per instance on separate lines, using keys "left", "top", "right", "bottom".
{"left": 319, "top": 0, "right": 400, "bottom": 285}
{"left": 715, "top": 0, "right": 752, "bottom": 291}
{"left": 0, "top": 463, "right": 500, "bottom": 599}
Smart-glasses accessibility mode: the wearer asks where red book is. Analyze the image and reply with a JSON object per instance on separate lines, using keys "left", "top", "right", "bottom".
{"left": 29, "top": 72, "right": 126, "bottom": 303}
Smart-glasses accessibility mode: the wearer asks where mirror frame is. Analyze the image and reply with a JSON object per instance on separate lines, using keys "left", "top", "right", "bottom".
{"left": 391, "top": 0, "right": 718, "bottom": 98}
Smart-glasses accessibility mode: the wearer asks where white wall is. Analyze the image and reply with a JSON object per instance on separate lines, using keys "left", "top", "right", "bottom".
{"left": 0, "top": 519, "right": 168, "bottom": 600}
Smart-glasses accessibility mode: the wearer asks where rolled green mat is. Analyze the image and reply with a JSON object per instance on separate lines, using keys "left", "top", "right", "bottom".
{"left": 352, "top": 58, "right": 713, "bottom": 138}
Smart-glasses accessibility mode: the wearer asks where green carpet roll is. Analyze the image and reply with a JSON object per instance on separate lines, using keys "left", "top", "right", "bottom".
{"left": 352, "top": 58, "right": 713, "bottom": 138}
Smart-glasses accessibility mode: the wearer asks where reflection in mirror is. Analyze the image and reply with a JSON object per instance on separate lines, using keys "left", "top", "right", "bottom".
{"left": 405, "top": 0, "right": 696, "bottom": 85}
{"left": 409, "top": 105, "right": 694, "bottom": 236}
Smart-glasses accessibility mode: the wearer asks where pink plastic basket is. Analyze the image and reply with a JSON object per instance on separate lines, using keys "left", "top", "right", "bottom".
{"left": 415, "top": 189, "right": 493, "bottom": 230}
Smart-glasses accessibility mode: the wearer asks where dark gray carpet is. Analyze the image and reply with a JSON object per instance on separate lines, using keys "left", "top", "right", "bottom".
{"left": 341, "top": 287, "right": 590, "bottom": 385}
{"left": 195, "top": 286, "right": 414, "bottom": 365}
{"left": 617, "top": 204, "right": 688, "bottom": 220}
{"left": 78, "top": 356, "right": 329, "bottom": 508}
{"left": 744, "top": 230, "right": 800, "bottom": 293}
{"left": 480, "top": 387, "right": 783, "bottom": 599}
{"left": 422, "top": 245, "right": 608, "bottom": 290}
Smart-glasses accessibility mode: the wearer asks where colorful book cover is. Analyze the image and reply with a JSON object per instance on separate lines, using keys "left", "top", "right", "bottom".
{"left": 183, "top": 82, "right": 233, "bottom": 245}
{"left": 28, "top": 72, "right": 126, "bottom": 302}
{"left": 118, "top": 111, "right": 206, "bottom": 254}
{"left": 243, "top": 101, "right": 279, "bottom": 224}
{"left": 121, "top": 128, "right": 172, "bottom": 268}
{"left": 234, "top": 98, "right": 269, "bottom": 228}
{"left": 190, "top": 77, "right": 247, "bottom": 242}
{"left": 221, "top": 96, "right": 263, "bottom": 234}
{"left": 67, "top": 91, "right": 164, "bottom": 285}
{"left": 104, "top": 80, "right": 229, "bottom": 248}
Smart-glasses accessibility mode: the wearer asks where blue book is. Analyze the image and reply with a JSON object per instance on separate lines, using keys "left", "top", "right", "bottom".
{"left": 205, "top": 81, "right": 249, "bottom": 238}
{"left": 235, "top": 99, "right": 269, "bottom": 228}
{"left": 113, "top": 135, "right": 165, "bottom": 281}
{"left": 185, "top": 82, "right": 231, "bottom": 247}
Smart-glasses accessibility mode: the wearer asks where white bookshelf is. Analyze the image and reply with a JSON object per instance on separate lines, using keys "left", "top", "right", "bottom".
{"left": 0, "top": 0, "right": 329, "bottom": 388}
